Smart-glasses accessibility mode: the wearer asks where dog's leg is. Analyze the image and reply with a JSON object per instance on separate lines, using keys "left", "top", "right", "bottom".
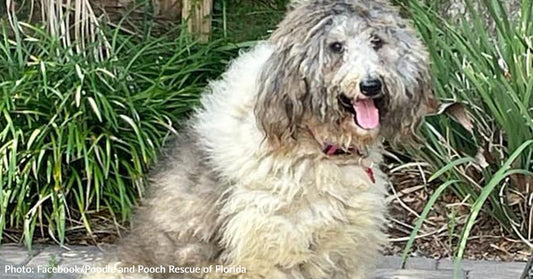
{"left": 331, "top": 239, "right": 382, "bottom": 279}
{"left": 217, "top": 195, "right": 311, "bottom": 279}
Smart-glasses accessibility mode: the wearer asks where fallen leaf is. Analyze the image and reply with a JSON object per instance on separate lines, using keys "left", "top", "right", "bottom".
{"left": 437, "top": 102, "right": 474, "bottom": 133}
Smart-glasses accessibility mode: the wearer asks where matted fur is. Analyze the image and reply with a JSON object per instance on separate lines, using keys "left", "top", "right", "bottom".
{"left": 84, "top": 1, "right": 434, "bottom": 278}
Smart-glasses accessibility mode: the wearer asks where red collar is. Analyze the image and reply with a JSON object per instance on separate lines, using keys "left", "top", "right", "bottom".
{"left": 323, "top": 144, "right": 355, "bottom": 156}
{"left": 322, "top": 144, "right": 375, "bottom": 184}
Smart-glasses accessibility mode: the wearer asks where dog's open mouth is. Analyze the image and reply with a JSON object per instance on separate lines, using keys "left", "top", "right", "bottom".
{"left": 339, "top": 94, "right": 384, "bottom": 130}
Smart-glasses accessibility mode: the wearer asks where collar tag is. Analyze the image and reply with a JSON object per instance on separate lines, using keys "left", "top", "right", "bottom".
{"left": 366, "top": 167, "right": 375, "bottom": 184}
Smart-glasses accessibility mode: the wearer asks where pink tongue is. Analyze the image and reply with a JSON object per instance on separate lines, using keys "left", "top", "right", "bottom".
{"left": 353, "top": 99, "right": 380, "bottom": 129}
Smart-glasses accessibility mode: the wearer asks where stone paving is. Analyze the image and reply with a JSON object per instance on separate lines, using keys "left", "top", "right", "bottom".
{"left": 0, "top": 244, "right": 527, "bottom": 279}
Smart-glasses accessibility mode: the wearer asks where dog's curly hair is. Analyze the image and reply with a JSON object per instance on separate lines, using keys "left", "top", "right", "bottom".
{"left": 84, "top": 1, "right": 435, "bottom": 279}
{"left": 256, "top": 0, "right": 435, "bottom": 148}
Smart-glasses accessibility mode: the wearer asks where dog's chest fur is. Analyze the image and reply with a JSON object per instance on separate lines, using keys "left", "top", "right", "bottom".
{"left": 217, "top": 160, "right": 387, "bottom": 276}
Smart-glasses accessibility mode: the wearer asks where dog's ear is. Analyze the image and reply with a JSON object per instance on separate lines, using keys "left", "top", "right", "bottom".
{"left": 395, "top": 66, "right": 439, "bottom": 145}
{"left": 412, "top": 74, "right": 438, "bottom": 136}
{"left": 254, "top": 49, "right": 307, "bottom": 147}
{"left": 254, "top": 4, "right": 334, "bottom": 147}
{"left": 377, "top": 14, "right": 439, "bottom": 145}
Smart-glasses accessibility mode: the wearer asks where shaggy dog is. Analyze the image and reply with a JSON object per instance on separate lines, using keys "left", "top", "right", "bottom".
{"left": 85, "top": 0, "right": 435, "bottom": 278}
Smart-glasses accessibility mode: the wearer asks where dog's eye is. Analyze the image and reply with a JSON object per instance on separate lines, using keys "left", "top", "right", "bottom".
{"left": 371, "top": 36, "right": 384, "bottom": 50}
{"left": 329, "top": 42, "right": 344, "bottom": 53}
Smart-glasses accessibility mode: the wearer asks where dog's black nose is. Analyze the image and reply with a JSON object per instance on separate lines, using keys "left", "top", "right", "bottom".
{"left": 359, "top": 78, "right": 382, "bottom": 97}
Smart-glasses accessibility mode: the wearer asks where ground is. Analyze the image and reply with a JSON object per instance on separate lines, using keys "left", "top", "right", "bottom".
{"left": 385, "top": 160, "right": 530, "bottom": 262}
{"left": 0, "top": 244, "right": 527, "bottom": 279}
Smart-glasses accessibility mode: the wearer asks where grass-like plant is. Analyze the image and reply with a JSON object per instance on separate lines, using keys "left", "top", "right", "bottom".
{"left": 401, "top": 0, "right": 533, "bottom": 274}
{"left": 212, "top": 0, "right": 288, "bottom": 42}
{"left": 6, "top": 0, "right": 111, "bottom": 61}
{"left": 0, "top": 20, "right": 238, "bottom": 248}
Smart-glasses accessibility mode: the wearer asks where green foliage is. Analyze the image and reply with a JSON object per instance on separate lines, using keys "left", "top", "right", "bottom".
{"left": 212, "top": 0, "right": 289, "bottom": 42}
{"left": 0, "top": 21, "right": 238, "bottom": 247}
{"left": 402, "top": 0, "right": 533, "bottom": 272}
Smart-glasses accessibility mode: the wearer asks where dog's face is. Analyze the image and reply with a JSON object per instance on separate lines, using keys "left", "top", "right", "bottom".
{"left": 255, "top": 0, "right": 436, "bottom": 151}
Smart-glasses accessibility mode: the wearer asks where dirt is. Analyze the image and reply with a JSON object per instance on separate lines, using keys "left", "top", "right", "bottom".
{"left": 384, "top": 160, "right": 530, "bottom": 262}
